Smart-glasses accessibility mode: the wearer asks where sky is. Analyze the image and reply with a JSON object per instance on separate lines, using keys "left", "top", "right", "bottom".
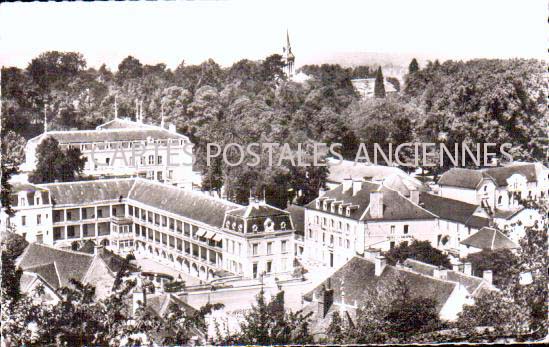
{"left": 0, "top": 0, "right": 546, "bottom": 70}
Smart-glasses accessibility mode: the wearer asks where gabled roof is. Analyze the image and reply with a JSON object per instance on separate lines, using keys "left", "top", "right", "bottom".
{"left": 460, "top": 227, "right": 519, "bottom": 250}
{"left": 304, "top": 257, "right": 457, "bottom": 314}
{"left": 306, "top": 183, "right": 436, "bottom": 222}
{"left": 402, "top": 259, "right": 487, "bottom": 295}
{"left": 419, "top": 193, "right": 490, "bottom": 228}
{"left": 96, "top": 118, "right": 156, "bottom": 130}
{"left": 23, "top": 262, "right": 61, "bottom": 289}
{"left": 483, "top": 163, "right": 540, "bottom": 186}
{"left": 227, "top": 202, "right": 289, "bottom": 219}
{"left": 437, "top": 168, "right": 494, "bottom": 189}
{"left": 493, "top": 207, "right": 525, "bottom": 220}
{"left": 39, "top": 178, "right": 135, "bottom": 206}
{"left": 78, "top": 240, "right": 139, "bottom": 273}
{"left": 129, "top": 179, "right": 240, "bottom": 228}
{"left": 326, "top": 158, "right": 426, "bottom": 193}
{"left": 17, "top": 243, "right": 94, "bottom": 287}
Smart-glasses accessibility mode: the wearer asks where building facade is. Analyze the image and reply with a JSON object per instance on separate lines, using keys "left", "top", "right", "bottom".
{"left": 302, "top": 179, "right": 438, "bottom": 268}
{"left": 2, "top": 178, "right": 295, "bottom": 281}
{"left": 21, "top": 118, "right": 195, "bottom": 188}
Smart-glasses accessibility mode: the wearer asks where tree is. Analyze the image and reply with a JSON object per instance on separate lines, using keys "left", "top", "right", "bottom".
{"left": 326, "top": 310, "right": 346, "bottom": 343}
{"left": 463, "top": 249, "right": 519, "bottom": 287}
{"left": 374, "top": 66, "right": 386, "bottom": 98}
{"left": 385, "top": 240, "right": 451, "bottom": 268}
{"left": 116, "top": 55, "right": 144, "bottom": 82}
{"left": 228, "top": 289, "right": 313, "bottom": 345}
{"left": 29, "top": 137, "right": 86, "bottom": 183}
{"left": 408, "top": 58, "right": 420, "bottom": 74}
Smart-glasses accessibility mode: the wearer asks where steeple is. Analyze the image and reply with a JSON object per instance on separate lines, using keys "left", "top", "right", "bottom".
{"left": 283, "top": 30, "right": 295, "bottom": 78}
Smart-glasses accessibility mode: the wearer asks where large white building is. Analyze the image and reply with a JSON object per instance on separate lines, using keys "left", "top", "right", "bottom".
{"left": 302, "top": 179, "right": 438, "bottom": 268}
{"left": 438, "top": 163, "right": 549, "bottom": 211}
{"left": 21, "top": 118, "right": 195, "bottom": 188}
{"left": 1, "top": 178, "right": 295, "bottom": 281}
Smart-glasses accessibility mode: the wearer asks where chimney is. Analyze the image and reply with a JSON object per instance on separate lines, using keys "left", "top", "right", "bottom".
{"left": 318, "top": 188, "right": 326, "bottom": 197}
{"left": 342, "top": 178, "right": 352, "bottom": 192}
{"left": 463, "top": 262, "right": 472, "bottom": 276}
{"left": 168, "top": 123, "right": 176, "bottom": 133}
{"left": 374, "top": 255, "right": 387, "bottom": 276}
{"left": 452, "top": 262, "right": 462, "bottom": 272}
{"left": 132, "top": 290, "right": 147, "bottom": 315}
{"left": 409, "top": 188, "right": 420, "bottom": 205}
{"left": 433, "top": 266, "right": 448, "bottom": 280}
{"left": 482, "top": 270, "right": 493, "bottom": 285}
{"left": 369, "top": 191, "right": 384, "bottom": 219}
{"left": 94, "top": 245, "right": 105, "bottom": 256}
{"left": 352, "top": 180, "right": 363, "bottom": 196}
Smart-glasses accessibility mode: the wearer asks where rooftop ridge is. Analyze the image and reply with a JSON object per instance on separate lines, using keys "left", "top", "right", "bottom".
{"left": 37, "top": 177, "right": 137, "bottom": 187}
{"left": 26, "top": 242, "right": 95, "bottom": 258}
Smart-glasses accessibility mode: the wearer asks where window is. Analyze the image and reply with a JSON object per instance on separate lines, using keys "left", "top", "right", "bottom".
{"left": 390, "top": 225, "right": 395, "bottom": 234}
{"left": 498, "top": 196, "right": 503, "bottom": 205}
{"left": 338, "top": 221, "right": 342, "bottom": 230}
{"left": 281, "top": 240, "right": 287, "bottom": 253}
{"left": 267, "top": 242, "right": 273, "bottom": 255}
{"left": 21, "top": 216, "right": 26, "bottom": 226}
{"left": 252, "top": 243, "right": 259, "bottom": 256}
{"left": 346, "top": 239, "right": 351, "bottom": 249}
{"left": 19, "top": 197, "right": 26, "bottom": 206}
{"left": 346, "top": 207, "right": 350, "bottom": 217}
{"left": 168, "top": 170, "right": 173, "bottom": 179}
{"left": 157, "top": 171, "right": 163, "bottom": 181}
{"left": 148, "top": 155, "right": 154, "bottom": 165}
{"left": 331, "top": 219, "right": 334, "bottom": 228}
{"left": 36, "top": 196, "right": 41, "bottom": 205}
{"left": 330, "top": 235, "right": 334, "bottom": 245}
{"left": 266, "top": 261, "right": 273, "bottom": 273}
{"left": 106, "top": 157, "right": 110, "bottom": 165}
{"left": 157, "top": 155, "right": 163, "bottom": 165}
{"left": 37, "top": 215, "right": 42, "bottom": 225}
{"left": 403, "top": 225, "right": 409, "bottom": 234}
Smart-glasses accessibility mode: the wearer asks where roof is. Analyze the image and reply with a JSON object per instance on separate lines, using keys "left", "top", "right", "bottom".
{"left": 460, "top": 227, "right": 520, "bottom": 250}
{"left": 493, "top": 207, "right": 525, "bottom": 220}
{"left": 326, "top": 159, "right": 426, "bottom": 193}
{"left": 285, "top": 204, "right": 305, "bottom": 235}
{"left": 96, "top": 118, "right": 156, "bottom": 130}
{"left": 9, "top": 183, "right": 51, "bottom": 207}
{"left": 28, "top": 127, "right": 187, "bottom": 145}
{"left": 227, "top": 202, "right": 289, "bottom": 219}
{"left": 437, "top": 168, "right": 493, "bottom": 189}
{"left": 146, "top": 293, "right": 197, "bottom": 318}
{"left": 17, "top": 243, "right": 94, "bottom": 288}
{"left": 402, "top": 259, "right": 486, "bottom": 295}
{"left": 39, "top": 178, "right": 135, "bottom": 206}
{"left": 419, "top": 193, "right": 490, "bottom": 228}
{"left": 306, "top": 182, "right": 436, "bottom": 221}
{"left": 303, "top": 257, "right": 457, "bottom": 332}
{"left": 483, "top": 163, "right": 540, "bottom": 186}
{"left": 78, "top": 240, "right": 139, "bottom": 273}
{"left": 438, "top": 163, "right": 546, "bottom": 189}
{"left": 129, "top": 179, "right": 240, "bottom": 228}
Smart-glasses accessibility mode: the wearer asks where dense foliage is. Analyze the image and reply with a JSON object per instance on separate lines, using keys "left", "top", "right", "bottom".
{"left": 384, "top": 240, "right": 452, "bottom": 268}
{"left": 28, "top": 137, "right": 86, "bottom": 184}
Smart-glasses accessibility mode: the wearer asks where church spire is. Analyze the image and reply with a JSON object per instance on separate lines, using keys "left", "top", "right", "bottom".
{"left": 283, "top": 30, "right": 295, "bottom": 78}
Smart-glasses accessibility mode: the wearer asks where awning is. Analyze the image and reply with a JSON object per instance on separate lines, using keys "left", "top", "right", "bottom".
{"left": 204, "top": 230, "right": 216, "bottom": 239}
{"left": 195, "top": 229, "right": 206, "bottom": 237}
{"left": 213, "top": 234, "right": 223, "bottom": 242}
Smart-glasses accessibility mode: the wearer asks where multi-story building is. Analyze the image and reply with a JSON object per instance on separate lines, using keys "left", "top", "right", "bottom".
{"left": 438, "top": 163, "right": 548, "bottom": 210}
{"left": 303, "top": 179, "right": 438, "bottom": 268}
{"left": 1, "top": 178, "right": 295, "bottom": 281}
{"left": 1, "top": 183, "right": 53, "bottom": 244}
{"left": 21, "top": 118, "right": 195, "bottom": 188}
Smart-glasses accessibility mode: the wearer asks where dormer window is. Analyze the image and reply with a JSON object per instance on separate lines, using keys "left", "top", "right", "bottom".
{"left": 252, "top": 224, "right": 258, "bottom": 233}
{"left": 280, "top": 221, "right": 286, "bottom": 230}
{"left": 338, "top": 205, "right": 343, "bottom": 214}
{"left": 316, "top": 200, "right": 320, "bottom": 209}
{"left": 330, "top": 203, "right": 335, "bottom": 213}
{"left": 19, "top": 197, "right": 26, "bottom": 206}
{"left": 36, "top": 196, "right": 41, "bottom": 205}
{"left": 346, "top": 207, "right": 351, "bottom": 217}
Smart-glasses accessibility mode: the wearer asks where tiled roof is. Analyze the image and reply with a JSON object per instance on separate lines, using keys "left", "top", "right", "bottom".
{"left": 17, "top": 243, "right": 94, "bottom": 287}
{"left": 493, "top": 207, "right": 525, "bottom": 220}
{"left": 9, "top": 183, "right": 50, "bottom": 207}
{"left": 129, "top": 180, "right": 240, "bottom": 228}
{"left": 402, "top": 259, "right": 485, "bottom": 295}
{"left": 419, "top": 193, "right": 490, "bottom": 228}
{"left": 227, "top": 203, "right": 289, "bottom": 219}
{"left": 326, "top": 159, "right": 426, "bottom": 192}
{"left": 78, "top": 240, "right": 139, "bottom": 273}
{"left": 483, "top": 163, "right": 539, "bottom": 186}
{"left": 306, "top": 183, "right": 436, "bottom": 221}
{"left": 304, "top": 257, "right": 457, "bottom": 319}
{"left": 437, "top": 168, "right": 493, "bottom": 189}
{"left": 29, "top": 128, "right": 187, "bottom": 145}
{"left": 285, "top": 204, "right": 305, "bottom": 235}
{"left": 24, "top": 262, "right": 61, "bottom": 289}
{"left": 146, "top": 293, "right": 197, "bottom": 318}
{"left": 460, "top": 227, "right": 519, "bottom": 250}
{"left": 96, "top": 118, "right": 156, "bottom": 130}
{"left": 39, "top": 178, "right": 135, "bottom": 206}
